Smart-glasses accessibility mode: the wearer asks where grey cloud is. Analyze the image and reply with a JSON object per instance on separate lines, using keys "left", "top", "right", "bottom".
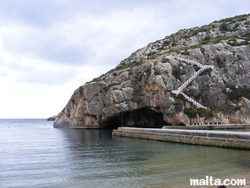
{"left": 41, "top": 47, "right": 87, "bottom": 65}
{"left": 0, "top": 0, "right": 174, "bottom": 29}
{"left": 19, "top": 66, "right": 79, "bottom": 85}
{"left": 0, "top": 70, "right": 7, "bottom": 78}
{"left": 0, "top": 0, "right": 136, "bottom": 27}
{"left": 1, "top": 0, "right": 250, "bottom": 85}
{"left": 1, "top": 0, "right": 250, "bottom": 118}
{"left": 0, "top": 0, "right": 81, "bottom": 27}
{"left": 1, "top": 25, "right": 90, "bottom": 66}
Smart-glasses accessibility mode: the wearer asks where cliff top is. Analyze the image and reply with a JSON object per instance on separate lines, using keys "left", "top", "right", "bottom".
{"left": 89, "top": 13, "right": 250, "bottom": 84}
{"left": 54, "top": 13, "right": 250, "bottom": 128}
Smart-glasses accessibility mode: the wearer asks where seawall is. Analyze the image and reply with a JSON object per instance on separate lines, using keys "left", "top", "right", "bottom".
{"left": 112, "top": 127, "right": 250, "bottom": 150}
{"left": 162, "top": 124, "right": 250, "bottom": 130}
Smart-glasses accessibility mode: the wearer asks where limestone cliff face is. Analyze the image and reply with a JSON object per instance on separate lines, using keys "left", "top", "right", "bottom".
{"left": 54, "top": 14, "right": 250, "bottom": 128}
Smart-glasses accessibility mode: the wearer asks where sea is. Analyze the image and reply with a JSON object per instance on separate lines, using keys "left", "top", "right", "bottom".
{"left": 0, "top": 119, "right": 250, "bottom": 188}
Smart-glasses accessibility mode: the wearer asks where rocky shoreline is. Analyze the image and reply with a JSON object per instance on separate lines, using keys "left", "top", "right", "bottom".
{"left": 47, "top": 115, "right": 57, "bottom": 121}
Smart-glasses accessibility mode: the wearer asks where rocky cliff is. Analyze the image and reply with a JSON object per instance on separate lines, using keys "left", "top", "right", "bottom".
{"left": 54, "top": 14, "right": 250, "bottom": 128}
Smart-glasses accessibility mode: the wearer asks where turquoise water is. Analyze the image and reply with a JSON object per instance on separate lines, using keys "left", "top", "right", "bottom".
{"left": 0, "top": 119, "right": 250, "bottom": 188}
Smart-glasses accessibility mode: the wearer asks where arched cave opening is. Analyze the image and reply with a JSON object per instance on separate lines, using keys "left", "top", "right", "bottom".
{"left": 102, "top": 107, "right": 167, "bottom": 129}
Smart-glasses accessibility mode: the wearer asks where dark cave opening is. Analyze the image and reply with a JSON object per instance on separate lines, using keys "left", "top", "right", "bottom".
{"left": 102, "top": 107, "right": 167, "bottom": 129}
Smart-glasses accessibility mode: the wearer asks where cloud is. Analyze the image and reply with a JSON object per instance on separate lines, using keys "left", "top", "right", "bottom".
{"left": 0, "top": 0, "right": 250, "bottom": 118}
{"left": 0, "top": 82, "right": 76, "bottom": 118}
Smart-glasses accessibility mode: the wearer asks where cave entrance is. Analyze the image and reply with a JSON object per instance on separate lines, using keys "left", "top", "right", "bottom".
{"left": 103, "top": 107, "right": 167, "bottom": 129}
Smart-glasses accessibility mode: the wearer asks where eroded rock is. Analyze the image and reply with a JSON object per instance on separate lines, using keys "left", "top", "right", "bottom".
{"left": 54, "top": 14, "right": 250, "bottom": 128}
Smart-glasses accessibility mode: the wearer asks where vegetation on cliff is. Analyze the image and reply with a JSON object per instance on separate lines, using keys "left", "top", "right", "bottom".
{"left": 54, "top": 14, "right": 250, "bottom": 128}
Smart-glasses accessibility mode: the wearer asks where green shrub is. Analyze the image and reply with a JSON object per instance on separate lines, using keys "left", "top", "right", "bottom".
{"left": 200, "top": 68, "right": 213, "bottom": 76}
{"left": 173, "top": 98, "right": 183, "bottom": 112}
{"left": 91, "top": 78, "right": 100, "bottom": 82}
{"left": 197, "top": 108, "right": 213, "bottom": 118}
{"left": 184, "top": 108, "right": 198, "bottom": 118}
{"left": 120, "top": 60, "right": 142, "bottom": 70}
{"left": 219, "top": 23, "right": 228, "bottom": 32}
{"left": 180, "top": 50, "right": 190, "bottom": 55}
{"left": 243, "top": 32, "right": 250, "bottom": 40}
{"left": 184, "top": 108, "right": 213, "bottom": 119}
{"left": 135, "top": 72, "right": 143, "bottom": 81}
{"left": 191, "top": 27, "right": 209, "bottom": 36}
{"left": 163, "top": 40, "right": 171, "bottom": 46}
{"left": 219, "top": 17, "right": 233, "bottom": 23}
{"left": 200, "top": 47, "right": 205, "bottom": 55}
{"left": 175, "top": 93, "right": 186, "bottom": 102}
{"left": 234, "top": 14, "right": 247, "bottom": 21}
{"left": 234, "top": 106, "right": 241, "bottom": 111}
{"left": 227, "top": 39, "right": 249, "bottom": 46}
{"left": 218, "top": 62, "right": 226, "bottom": 68}
{"left": 215, "top": 56, "right": 226, "bottom": 68}
{"left": 161, "top": 57, "right": 169, "bottom": 63}
{"left": 144, "top": 65, "right": 151, "bottom": 73}
{"left": 201, "top": 36, "right": 210, "bottom": 45}
{"left": 173, "top": 98, "right": 181, "bottom": 105}
{"left": 183, "top": 43, "right": 201, "bottom": 50}
{"left": 193, "top": 64, "right": 200, "bottom": 71}
{"left": 147, "top": 51, "right": 157, "bottom": 57}
{"left": 212, "top": 36, "right": 226, "bottom": 44}
{"left": 172, "top": 66, "right": 181, "bottom": 80}
{"left": 171, "top": 41, "right": 177, "bottom": 46}
{"left": 157, "top": 46, "right": 164, "bottom": 50}
{"left": 225, "top": 86, "right": 250, "bottom": 101}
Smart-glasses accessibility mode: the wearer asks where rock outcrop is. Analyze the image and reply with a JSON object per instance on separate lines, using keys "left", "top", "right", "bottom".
{"left": 47, "top": 115, "right": 57, "bottom": 121}
{"left": 54, "top": 14, "right": 250, "bottom": 128}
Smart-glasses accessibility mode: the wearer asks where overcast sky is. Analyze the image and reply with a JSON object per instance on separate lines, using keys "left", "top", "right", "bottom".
{"left": 0, "top": 0, "right": 249, "bottom": 118}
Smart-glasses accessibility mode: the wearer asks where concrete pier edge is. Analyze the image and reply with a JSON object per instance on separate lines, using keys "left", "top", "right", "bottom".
{"left": 112, "top": 127, "right": 250, "bottom": 150}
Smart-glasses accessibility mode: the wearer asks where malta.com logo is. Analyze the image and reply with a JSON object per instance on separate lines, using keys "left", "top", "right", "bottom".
{"left": 190, "top": 176, "right": 246, "bottom": 186}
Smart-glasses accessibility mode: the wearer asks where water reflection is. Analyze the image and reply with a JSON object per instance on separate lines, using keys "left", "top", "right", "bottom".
{"left": 57, "top": 128, "right": 250, "bottom": 187}
{"left": 66, "top": 129, "right": 111, "bottom": 146}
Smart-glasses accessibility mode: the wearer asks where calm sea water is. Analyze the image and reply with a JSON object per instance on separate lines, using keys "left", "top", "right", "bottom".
{"left": 0, "top": 119, "right": 250, "bottom": 188}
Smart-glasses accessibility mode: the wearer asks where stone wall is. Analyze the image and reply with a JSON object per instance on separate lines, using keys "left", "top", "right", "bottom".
{"left": 113, "top": 127, "right": 250, "bottom": 150}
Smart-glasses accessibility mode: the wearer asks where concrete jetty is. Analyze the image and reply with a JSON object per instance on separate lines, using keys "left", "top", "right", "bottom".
{"left": 163, "top": 124, "right": 250, "bottom": 130}
{"left": 112, "top": 127, "right": 250, "bottom": 150}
